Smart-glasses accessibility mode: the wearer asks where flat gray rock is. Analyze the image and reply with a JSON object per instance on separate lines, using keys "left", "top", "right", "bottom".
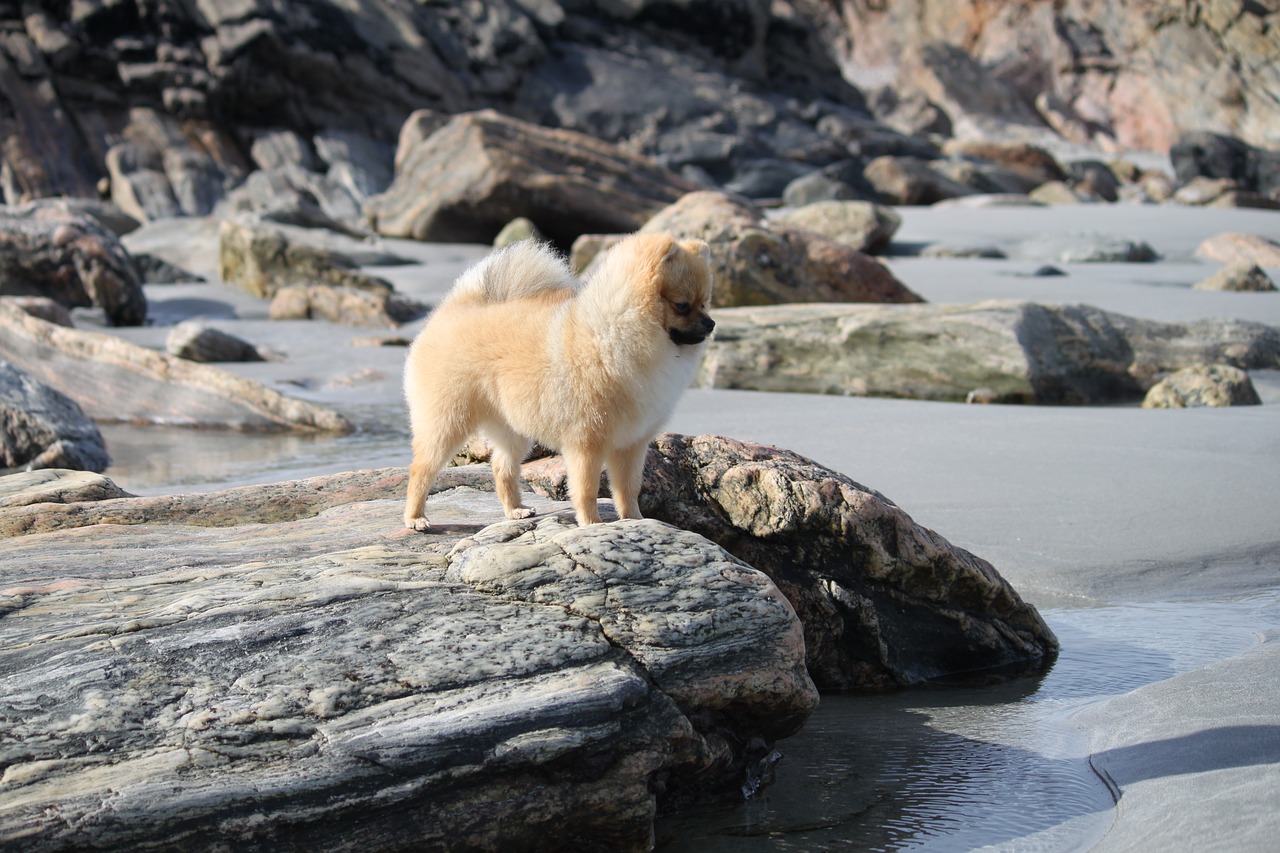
{"left": 696, "top": 300, "right": 1280, "bottom": 404}
{"left": 0, "top": 301, "right": 351, "bottom": 432}
{"left": 1008, "top": 232, "right": 1159, "bottom": 263}
{"left": 0, "top": 469, "right": 817, "bottom": 851}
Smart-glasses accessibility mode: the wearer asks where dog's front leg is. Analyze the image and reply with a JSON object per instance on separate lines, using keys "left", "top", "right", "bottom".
{"left": 607, "top": 441, "right": 649, "bottom": 520}
{"left": 565, "top": 445, "right": 606, "bottom": 525}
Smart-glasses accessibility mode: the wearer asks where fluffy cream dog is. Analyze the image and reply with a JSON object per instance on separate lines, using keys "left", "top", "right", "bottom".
{"left": 402, "top": 233, "right": 714, "bottom": 530}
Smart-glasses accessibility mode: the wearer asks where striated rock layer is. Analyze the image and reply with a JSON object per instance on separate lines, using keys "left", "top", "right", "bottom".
{"left": 0, "top": 468, "right": 817, "bottom": 852}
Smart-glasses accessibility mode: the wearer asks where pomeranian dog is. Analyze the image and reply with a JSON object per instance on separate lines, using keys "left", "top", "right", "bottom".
{"left": 402, "top": 233, "right": 715, "bottom": 531}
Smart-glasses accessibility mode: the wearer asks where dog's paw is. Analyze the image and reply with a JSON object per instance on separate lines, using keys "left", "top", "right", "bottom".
{"left": 405, "top": 516, "right": 431, "bottom": 532}
{"left": 506, "top": 506, "right": 536, "bottom": 520}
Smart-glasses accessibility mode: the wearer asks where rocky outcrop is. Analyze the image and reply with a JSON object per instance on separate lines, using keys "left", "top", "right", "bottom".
{"left": 694, "top": 301, "right": 1280, "bottom": 404}
{"left": 217, "top": 215, "right": 399, "bottom": 299}
{"left": 637, "top": 191, "right": 922, "bottom": 306}
{"left": 1142, "top": 364, "right": 1262, "bottom": 408}
{"left": 1, "top": 2, "right": 1275, "bottom": 229}
{"left": 524, "top": 434, "right": 1057, "bottom": 690}
{"left": 0, "top": 467, "right": 816, "bottom": 851}
{"left": 0, "top": 361, "right": 109, "bottom": 473}
{"left": 837, "top": 0, "right": 1280, "bottom": 153}
{"left": 0, "top": 301, "right": 351, "bottom": 432}
{"left": 0, "top": 1, "right": 878, "bottom": 218}
{"left": 0, "top": 203, "right": 146, "bottom": 326}
{"left": 366, "top": 110, "right": 697, "bottom": 248}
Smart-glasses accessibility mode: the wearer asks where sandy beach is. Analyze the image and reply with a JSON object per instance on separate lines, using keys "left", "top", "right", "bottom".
{"left": 92, "top": 201, "right": 1280, "bottom": 850}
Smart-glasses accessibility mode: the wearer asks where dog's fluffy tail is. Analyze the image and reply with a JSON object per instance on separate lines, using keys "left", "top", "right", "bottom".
{"left": 448, "top": 240, "right": 577, "bottom": 304}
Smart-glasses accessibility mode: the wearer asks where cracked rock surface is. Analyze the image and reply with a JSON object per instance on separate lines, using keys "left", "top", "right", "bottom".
{"left": 0, "top": 467, "right": 816, "bottom": 852}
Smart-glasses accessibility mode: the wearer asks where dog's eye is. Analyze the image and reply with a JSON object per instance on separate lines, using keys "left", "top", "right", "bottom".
{"left": 672, "top": 301, "right": 692, "bottom": 315}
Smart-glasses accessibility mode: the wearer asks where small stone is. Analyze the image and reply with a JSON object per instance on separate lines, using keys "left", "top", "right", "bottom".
{"left": 1029, "top": 265, "right": 1067, "bottom": 277}
{"left": 921, "top": 243, "right": 1007, "bottom": 259}
{"left": 966, "top": 388, "right": 1002, "bottom": 404}
{"left": 1192, "top": 262, "right": 1277, "bottom": 293}
{"left": 1142, "top": 365, "right": 1262, "bottom": 408}
{"left": 166, "top": 320, "right": 264, "bottom": 362}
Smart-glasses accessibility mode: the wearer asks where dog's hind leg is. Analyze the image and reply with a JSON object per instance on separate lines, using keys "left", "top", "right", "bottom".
{"left": 485, "top": 425, "right": 536, "bottom": 520}
{"left": 404, "top": 415, "right": 470, "bottom": 532}
{"left": 606, "top": 440, "right": 650, "bottom": 520}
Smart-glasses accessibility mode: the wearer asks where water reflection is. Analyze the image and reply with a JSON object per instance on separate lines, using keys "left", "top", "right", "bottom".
{"left": 657, "top": 594, "right": 1280, "bottom": 852}
{"left": 98, "top": 418, "right": 410, "bottom": 496}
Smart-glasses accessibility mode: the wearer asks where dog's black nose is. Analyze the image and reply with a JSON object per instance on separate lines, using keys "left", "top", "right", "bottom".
{"left": 702, "top": 316, "right": 715, "bottom": 332}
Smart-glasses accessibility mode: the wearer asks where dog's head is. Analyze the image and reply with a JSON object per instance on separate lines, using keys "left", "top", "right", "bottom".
{"left": 648, "top": 236, "right": 715, "bottom": 347}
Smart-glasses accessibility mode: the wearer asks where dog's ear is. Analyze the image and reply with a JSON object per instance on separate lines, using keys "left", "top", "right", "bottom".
{"left": 680, "top": 239, "right": 711, "bottom": 261}
{"left": 662, "top": 236, "right": 681, "bottom": 263}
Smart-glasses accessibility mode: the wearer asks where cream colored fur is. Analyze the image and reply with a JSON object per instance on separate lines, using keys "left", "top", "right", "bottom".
{"left": 403, "top": 233, "right": 714, "bottom": 530}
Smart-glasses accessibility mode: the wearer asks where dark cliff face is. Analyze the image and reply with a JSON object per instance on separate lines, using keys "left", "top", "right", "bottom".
{"left": 1, "top": 1, "right": 1274, "bottom": 216}
{"left": 0, "top": 0, "right": 869, "bottom": 206}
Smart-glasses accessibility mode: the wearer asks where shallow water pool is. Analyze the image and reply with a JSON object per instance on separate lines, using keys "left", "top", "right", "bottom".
{"left": 656, "top": 592, "right": 1280, "bottom": 852}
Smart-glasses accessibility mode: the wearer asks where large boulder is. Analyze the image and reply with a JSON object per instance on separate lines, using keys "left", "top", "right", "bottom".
{"left": 0, "top": 361, "right": 109, "bottom": 473}
{"left": 638, "top": 191, "right": 922, "bottom": 306}
{"left": 0, "top": 301, "right": 351, "bottom": 432}
{"left": 524, "top": 434, "right": 1058, "bottom": 690}
{"left": 694, "top": 301, "right": 1280, "bottom": 404}
{"left": 217, "top": 214, "right": 399, "bottom": 300}
{"left": 0, "top": 203, "right": 146, "bottom": 326}
{"left": 0, "top": 467, "right": 817, "bottom": 851}
{"left": 365, "top": 110, "right": 698, "bottom": 248}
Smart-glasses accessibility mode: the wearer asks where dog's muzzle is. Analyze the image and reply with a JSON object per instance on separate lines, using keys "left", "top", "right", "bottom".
{"left": 669, "top": 315, "right": 715, "bottom": 346}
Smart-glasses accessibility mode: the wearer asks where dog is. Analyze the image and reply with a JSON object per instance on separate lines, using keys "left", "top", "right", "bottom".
{"left": 402, "top": 232, "right": 714, "bottom": 530}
